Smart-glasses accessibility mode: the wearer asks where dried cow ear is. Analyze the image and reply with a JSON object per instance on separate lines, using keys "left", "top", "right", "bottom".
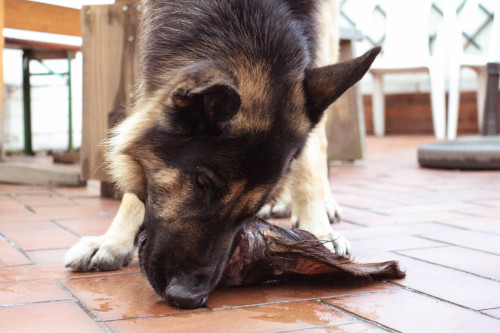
{"left": 219, "top": 217, "right": 405, "bottom": 287}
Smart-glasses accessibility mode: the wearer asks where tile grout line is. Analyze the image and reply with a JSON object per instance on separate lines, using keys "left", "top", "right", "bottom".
{"left": 103, "top": 289, "right": 400, "bottom": 323}
{"left": 269, "top": 322, "right": 372, "bottom": 333}
{"left": 448, "top": 208, "right": 497, "bottom": 220}
{"left": 102, "top": 308, "right": 209, "bottom": 323}
{"left": 317, "top": 299, "right": 400, "bottom": 333}
{"left": 5, "top": 194, "right": 36, "bottom": 213}
{"left": 385, "top": 281, "right": 500, "bottom": 321}
{"left": 55, "top": 280, "right": 114, "bottom": 333}
{"left": 480, "top": 306, "right": 500, "bottom": 311}
{"left": 0, "top": 298, "right": 73, "bottom": 308}
{"left": 393, "top": 251, "right": 500, "bottom": 283}
{"left": 47, "top": 188, "right": 82, "bottom": 206}
{"left": 414, "top": 235, "right": 500, "bottom": 257}
{"left": 204, "top": 288, "right": 400, "bottom": 312}
{"left": 434, "top": 220, "right": 500, "bottom": 236}
{"left": 51, "top": 220, "right": 83, "bottom": 237}
{"left": 0, "top": 232, "right": 35, "bottom": 264}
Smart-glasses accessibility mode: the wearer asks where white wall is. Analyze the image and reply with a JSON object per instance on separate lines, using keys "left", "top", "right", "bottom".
{"left": 3, "top": 0, "right": 498, "bottom": 152}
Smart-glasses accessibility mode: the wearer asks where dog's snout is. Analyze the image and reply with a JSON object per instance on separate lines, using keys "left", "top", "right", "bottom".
{"left": 164, "top": 284, "right": 208, "bottom": 309}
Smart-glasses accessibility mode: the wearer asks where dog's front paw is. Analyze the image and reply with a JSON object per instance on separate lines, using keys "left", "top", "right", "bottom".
{"left": 257, "top": 202, "right": 291, "bottom": 219}
{"left": 325, "top": 193, "right": 342, "bottom": 224}
{"left": 318, "top": 230, "right": 351, "bottom": 257}
{"left": 64, "top": 236, "right": 134, "bottom": 272}
{"left": 292, "top": 201, "right": 350, "bottom": 257}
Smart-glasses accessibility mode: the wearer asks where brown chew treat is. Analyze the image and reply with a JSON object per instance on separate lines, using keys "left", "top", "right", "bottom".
{"left": 219, "top": 218, "right": 405, "bottom": 287}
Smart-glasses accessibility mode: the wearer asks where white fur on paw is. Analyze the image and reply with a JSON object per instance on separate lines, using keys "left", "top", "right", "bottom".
{"left": 257, "top": 202, "right": 291, "bottom": 219}
{"left": 64, "top": 236, "right": 134, "bottom": 272}
{"left": 257, "top": 204, "right": 272, "bottom": 219}
{"left": 314, "top": 230, "right": 351, "bottom": 257}
{"left": 325, "top": 195, "right": 342, "bottom": 224}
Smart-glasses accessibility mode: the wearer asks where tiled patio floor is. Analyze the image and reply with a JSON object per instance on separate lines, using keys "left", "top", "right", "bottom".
{"left": 1, "top": 135, "right": 500, "bottom": 332}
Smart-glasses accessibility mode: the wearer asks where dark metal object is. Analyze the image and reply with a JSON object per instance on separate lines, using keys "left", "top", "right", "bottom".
{"left": 22, "top": 50, "right": 34, "bottom": 155}
{"left": 482, "top": 62, "right": 500, "bottom": 136}
{"left": 67, "top": 51, "right": 74, "bottom": 152}
{"left": 418, "top": 62, "right": 500, "bottom": 170}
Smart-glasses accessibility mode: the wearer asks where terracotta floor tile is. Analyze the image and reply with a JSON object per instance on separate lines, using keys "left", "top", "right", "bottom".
{"left": 409, "top": 189, "right": 500, "bottom": 205}
{"left": 345, "top": 211, "right": 469, "bottom": 226}
{"left": 452, "top": 205, "right": 500, "bottom": 220}
{"left": 350, "top": 235, "right": 444, "bottom": 253}
{"left": 0, "top": 300, "right": 103, "bottom": 333}
{"left": 342, "top": 222, "right": 459, "bottom": 240}
{"left": 439, "top": 217, "right": 500, "bottom": 234}
{"left": 420, "top": 230, "right": 500, "bottom": 255}
{"left": 473, "top": 199, "right": 500, "bottom": 207}
{"left": 0, "top": 280, "right": 71, "bottom": 305}
{"left": 0, "top": 199, "right": 31, "bottom": 215}
{"left": 0, "top": 184, "right": 45, "bottom": 194}
{"left": 0, "top": 239, "right": 31, "bottom": 266}
{"left": 1, "top": 136, "right": 499, "bottom": 331}
{"left": 483, "top": 308, "right": 500, "bottom": 319}
{"left": 108, "top": 300, "right": 354, "bottom": 333}
{"left": 334, "top": 193, "right": 394, "bottom": 209}
{"left": 0, "top": 211, "right": 44, "bottom": 224}
{"left": 298, "top": 323, "right": 385, "bottom": 333}
{"left": 13, "top": 193, "right": 76, "bottom": 208}
{"left": 371, "top": 202, "right": 482, "bottom": 216}
{"left": 208, "top": 279, "right": 395, "bottom": 309}
{"left": 25, "top": 249, "right": 68, "bottom": 264}
{"left": 52, "top": 181, "right": 100, "bottom": 198}
{"left": 323, "top": 289, "right": 500, "bottom": 333}
{"left": 32, "top": 205, "right": 112, "bottom": 221}
{"left": 73, "top": 198, "right": 120, "bottom": 214}
{"left": 63, "top": 273, "right": 200, "bottom": 321}
{"left": 392, "top": 261, "right": 500, "bottom": 310}
{"left": 0, "top": 221, "right": 80, "bottom": 251}
{"left": 57, "top": 217, "right": 113, "bottom": 237}
{"left": 339, "top": 207, "right": 385, "bottom": 222}
{"left": 0, "top": 263, "right": 139, "bottom": 283}
{"left": 397, "top": 246, "right": 500, "bottom": 280}
{"left": 351, "top": 252, "right": 426, "bottom": 272}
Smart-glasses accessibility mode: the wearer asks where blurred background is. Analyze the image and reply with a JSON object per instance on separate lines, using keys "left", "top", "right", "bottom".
{"left": 1, "top": 0, "right": 499, "bottom": 157}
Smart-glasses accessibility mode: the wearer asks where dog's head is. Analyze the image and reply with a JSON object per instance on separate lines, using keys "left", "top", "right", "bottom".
{"left": 108, "top": 47, "right": 380, "bottom": 308}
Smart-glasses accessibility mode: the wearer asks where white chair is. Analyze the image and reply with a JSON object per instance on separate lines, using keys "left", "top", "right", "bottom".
{"left": 447, "top": 0, "right": 500, "bottom": 139}
{"left": 367, "top": 0, "right": 447, "bottom": 139}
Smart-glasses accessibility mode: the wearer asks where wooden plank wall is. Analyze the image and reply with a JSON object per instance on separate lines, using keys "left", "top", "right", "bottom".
{"left": 363, "top": 91, "right": 500, "bottom": 135}
{"left": 4, "top": 0, "right": 81, "bottom": 36}
{"left": 81, "top": 3, "right": 139, "bottom": 181}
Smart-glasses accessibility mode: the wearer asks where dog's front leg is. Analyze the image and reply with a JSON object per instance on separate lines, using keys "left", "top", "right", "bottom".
{"left": 65, "top": 192, "right": 144, "bottom": 271}
{"left": 290, "top": 117, "right": 350, "bottom": 256}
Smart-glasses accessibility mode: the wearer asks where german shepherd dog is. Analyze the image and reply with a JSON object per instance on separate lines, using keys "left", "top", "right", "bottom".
{"left": 66, "top": 0, "right": 380, "bottom": 309}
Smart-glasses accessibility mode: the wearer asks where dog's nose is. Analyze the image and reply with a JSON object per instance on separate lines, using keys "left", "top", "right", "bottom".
{"left": 164, "top": 284, "right": 208, "bottom": 309}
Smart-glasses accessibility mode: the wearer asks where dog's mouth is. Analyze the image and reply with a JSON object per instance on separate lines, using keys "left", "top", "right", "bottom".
{"left": 135, "top": 226, "right": 239, "bottom": 309}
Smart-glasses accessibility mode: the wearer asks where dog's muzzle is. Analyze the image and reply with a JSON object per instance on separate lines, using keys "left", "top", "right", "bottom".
{"left": 164, "top": 280, "right": 209, "bottom": 309}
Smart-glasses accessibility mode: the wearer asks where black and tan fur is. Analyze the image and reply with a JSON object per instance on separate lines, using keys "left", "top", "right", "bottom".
{"left": 66, "top": 0, "right": 380, "bottom": 309}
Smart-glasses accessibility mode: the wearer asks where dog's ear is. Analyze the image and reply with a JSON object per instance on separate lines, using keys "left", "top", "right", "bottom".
{"left": 304, "top": 47, "right": 381, "bottom": 125}
{"left": 167, "top": 61, "right": 241, "bottom": 134}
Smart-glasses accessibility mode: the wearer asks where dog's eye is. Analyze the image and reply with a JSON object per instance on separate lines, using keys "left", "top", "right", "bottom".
{"left": 195, "top": 175, "right": 210, "bottom": 192}
{"left": 137, "top": 231, "right": 147, "bottom": 248}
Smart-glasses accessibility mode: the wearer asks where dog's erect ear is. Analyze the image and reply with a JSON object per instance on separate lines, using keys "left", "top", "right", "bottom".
{"left": 304, "top": 47, "right": 381, "bottom": 125}
{"left": 167, "top": 61, "right": 241, "bottom": 134}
